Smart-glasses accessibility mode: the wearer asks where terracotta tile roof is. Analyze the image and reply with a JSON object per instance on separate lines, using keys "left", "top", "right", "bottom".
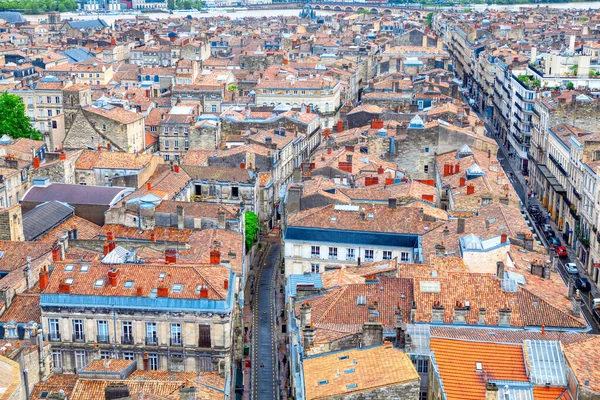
{"left": 533, "top": 387, "right": 572, "bottom": 400}
{"left": 122, "top": 164, "right": 191, "bottom": 202}
{"left": 182, "top": 229, "right": 244, "bottom": 277}
{"left": 0, "top": 293, "right": 40, "bottom": 323}
{"left": 75, "top": 150, "right": 156, "bottom": 170}
{"left": 44, "top": 261, "right": 230, "bottom": 301}
{"left": 564, "top": 336, "right": 600, "bottom": 394}
{"left": 0, "top": 241, "right": 52, "bottom": 272}
{"left": 70, "top": 379, "right": 183, "bottom": 400}
{"left": 303, "top": 343, "right": 419, "bottom": 400}
{"left": 81, "top": 359, "right": 134, "bottom": 372}
{"left": 37, "top": 215, "right": 102, "bottom": 243}
{"left": 154, "top": 201, "right": 238, "bottom": 220}
{"left": 430, "top": 338, "right": 528, "bottom": 400}
{"left": 30, "top": 374, "right": 79, "bottom": 400}
{"left": 320, "top": 268, "right": 366, "bottom": 289}
{"left": 430, "top": 326, "right": 594, "bottom": 345}
{"left": 84, "top": 106, "right": 144, "bottom": 124}
{"left": 101, "top": 224, "right": 194, "bottom": 243}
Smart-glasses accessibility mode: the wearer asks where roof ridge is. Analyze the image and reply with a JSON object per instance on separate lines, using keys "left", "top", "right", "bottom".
{"left": 518, "top": 287, "right": 586, "bottom": 328}
{"left": 316, "top": 286, "right": 348, "bottom": 324}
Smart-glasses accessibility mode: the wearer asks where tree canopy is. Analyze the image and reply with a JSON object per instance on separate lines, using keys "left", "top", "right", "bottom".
{"left": 0, "top": 92, "right": 41, "bottom": 140}
{"left": 244, "top": 211, "right": 259, "bottom": 249}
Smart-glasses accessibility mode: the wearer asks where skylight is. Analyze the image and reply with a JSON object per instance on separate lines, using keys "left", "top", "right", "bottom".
{"left": 65, "top": 277, "right": 74, "bottom": 285}
{"left": 65, "top": 264, "right": 74, "bottom": 272}
{"left": 346, "top": 384, "right": 358, "bottom": 389}
{"left": 94, "top": 279, "right": 104, "bottom": 288}
{"left": 158, "top": 272, "right": 166, "bottom": 280}
{"left": 172, "top": 284, "right": 183, "bottom": 293}
{"left": 80, "top": 264, "right": 90, "bottom": 272}
{"left": 124, "top": 280, "right": 134, "bottom": 288}
{"left": 318, "top": 380, "right": 328, "bottom": 386}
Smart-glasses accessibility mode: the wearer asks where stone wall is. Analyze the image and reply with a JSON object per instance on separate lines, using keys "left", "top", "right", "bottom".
{"left": 327, "top": 379, "right": 420, "bottom": 400}
{"left": 189, "top": 123, "right": 220, "bottom": 150}
{"left": 0, "top": 204, "right": 23, "bottom": 241}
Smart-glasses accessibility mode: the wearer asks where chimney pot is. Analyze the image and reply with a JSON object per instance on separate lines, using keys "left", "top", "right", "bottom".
{"left": 33, "top": 157, "right": 40, "bottom": 169}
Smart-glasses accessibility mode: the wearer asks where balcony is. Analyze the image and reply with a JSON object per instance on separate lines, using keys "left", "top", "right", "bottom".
{"left": 146, "top": 335, "right": 158, "bottom": 345}
{"left": 121, "top": 334, "right": 134, "bottom": 345}
{"left": 310, "top": 253, "right": 320, "bottom": 259}
{"left": 49, "top": 333, "right": 61, "bottom": 342}
{"left": 170, "top": 336, "right": 182, "bottom": 346}
{"left": 548, "top": 154, "right": 568, "bottom": 177}
{"left": 97, "top": 334, "right": 110, "bottom": 344}
{"left": 72, "top": 333, "right": 85, "bottom": 342}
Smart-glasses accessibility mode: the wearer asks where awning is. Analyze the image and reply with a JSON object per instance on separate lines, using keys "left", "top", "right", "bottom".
{"left": 536, "top": 164, "right": 566, "bottom": 194}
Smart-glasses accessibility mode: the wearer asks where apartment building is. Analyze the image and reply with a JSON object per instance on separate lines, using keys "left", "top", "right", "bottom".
{"left": 40, "top": 253, "right": 236, "bottom": 376}
{"left": 10, "top": 76, "right": 66, "bottom": 147}
{"left": 283, "top": 203, "right": 431, "bottom": 276}
{"left": 158, "top": 106, "right": 196, "bottom": 161}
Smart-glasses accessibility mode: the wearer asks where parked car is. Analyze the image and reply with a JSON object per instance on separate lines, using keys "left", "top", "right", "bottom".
{"left": 555, "top": 246, "right": 568, "bottom": 257}
{"left": 544, "top": 230, "right": 555, "bottom": 240}
{"left": 549, "top": 236, "right": 561, "bottom": 247}
{"left": 528, "top": 205, "right": 540, "bottom": 213}
{"left": 575, "top": 277, "right": 591, "bottom": 292}
{"left": 565, "top": 263, "right": 579, "bottom": 275}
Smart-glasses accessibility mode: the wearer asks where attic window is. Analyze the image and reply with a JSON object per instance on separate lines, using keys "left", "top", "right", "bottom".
{"left": 475, "top": 362, "right": 483, "bottom": 372}
{"left": 94, "top": 279, "right": 104, "bottom": 288}
{"left": 339, "top": 355, "right": 349, "bottom": 360}
{"left": 317, "top": 380, "right": 328, "bottom": 386}
{"left": 0, "top": 251, "right": 5, "bottom": 259}
{"left": 65, "top": 264, "right": 74, "bottom": 272}
{"left": 346, "top": 384, "right": 358, "bottom": 389}
{"left": 367, "top": 213, "right": 374, "bottom": 219}
{"left": 196, "top": 285, "right": 201, "bottom": 294}
{"left": 344, "top": 368, "right": 355, "bottom": 374}
{"left": 80, "top": 264, "right": 90, "bottom": 273}
{"left": 39, "top": 392, "right": 49, "bottom": 399}
{"left": 158, "top": 272, "right": 166, "bottom": 280}
{"left": 124, "top": 280, "right": 134, "bottom": 288}
{"left": 150, "top": 288, "right": 157, "bottom": 298}
{"left": 172, "top": 284, "right": 183, "bottom": 293}
{"left": 65, "top": 277, "right": 74, "bottom": 285}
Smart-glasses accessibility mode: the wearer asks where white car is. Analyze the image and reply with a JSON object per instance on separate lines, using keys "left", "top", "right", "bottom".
{"left": 565, "top": 263, "right": 578, "bottom": 275}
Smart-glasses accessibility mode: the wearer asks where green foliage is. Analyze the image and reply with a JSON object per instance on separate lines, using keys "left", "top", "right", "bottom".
{"left": 357, "top": 9, "right": 372, "bottom": 14}
{"left": 0, "top": 0, "right": 77, "bottom": 13}
{"left": 227, "top": 84, "right": 238, "bottom": 92}
{"left": 244, "top": 211, "right": 259, "bottom": 249}
{"left": 426, "top": 12, "right": 434, "bottom": 28}
{"left": 567, "top": 82, "right": 575, "bottom": 90}
{"left": 517, "top": 74, "right": 540, "bottom": 88}
{"left": 569, "top": 64, "right": 578, "bottom": 77}
{"left": 0, "top": 92, "right": 41, "bottom": 140}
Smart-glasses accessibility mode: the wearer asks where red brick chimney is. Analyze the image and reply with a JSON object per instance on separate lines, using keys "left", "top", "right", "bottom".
{"left": 58, "top": 281, "right": 71, "bottom": 294}
{"left": 39, "top": 266, "right": 49, "bottom": 291}
{"left": 422, "top": 194, "right": 434, "bottom": 202}
{"left": 157, "top": 285, "right": 169, "bottom": 297}
{"left": 240, "top": 162, "right": 246, "bottom": 169}
{"left": 147, "top": 181, "right": 152, "bottom": 191}
{"left": 150, "top": 232, "right": 156, "bottom": 242}
{"left": 454, "top": 163, "right": 460, "bottom": 174}
{"left": 52, "top": 246, "right": 62, "bottom": 261}
{"left": 459, "top": 177, "right": 466, "bottom": 187}
{"left": 327, "top": 148, "right": 332, "bottom": 154}
{"left": 210, "top": 240, "right": 221, "bottom": 265}
{"left": 224, "top": 279, "right": 229, "bottom": 290}
{"left": 377, "top": 166, "right": 384, "bottom": 174}
{"left": 385, "top": 178, "right": 394, "bottom": 185}
{"left": 103, "top": 242, "right": 110, "bottom": 256}
{"left": 371, "top": 119, "right": 384, "bottom": 129}
{"left": 466, "top": 184, "right": 475, "bottom": 195}
{"left": 107, "top": 231, "right": 114, "bottom": 241}
{"left": 200, "top": 285, "right": 209, "bottom": 299}
{"left": 33, "top": 157, "right": 40, "bottom": 169}
{"left": 143, "top": 353, "right": 149, "bottom": 371}
{"left": 136, "top": 287, "right": 143, "bottom": 296}
{"left": 108, "top": 241, "right": 116, "bottom": 252}
{"left": 337, "top": 120, "right": 343, "bottom": 133}
{"left": 165, "top": 249, "right": 177, "bottom": 264}
{"left": 59, "top": 152, "right": 66, "bottom": 161}
{"left": 173, "top": 165, "right": 180, "bottom": 173}
{"left": 501, "top": 233, "right": 508, "bottom": 243}
{"left": 107, "top": 268, "right": 119, "bottom": 287}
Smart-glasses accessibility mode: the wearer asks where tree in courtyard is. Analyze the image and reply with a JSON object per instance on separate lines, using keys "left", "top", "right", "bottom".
{"left": 244, "top": 211, "right": 259, "bottom": 249}
{"left": 0, "top": 92, "right": 41, "bottom": 140}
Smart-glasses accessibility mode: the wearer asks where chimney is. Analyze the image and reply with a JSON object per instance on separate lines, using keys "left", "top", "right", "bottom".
{"left": 165, "top": 248, "right": 177, "bottom": 264}
{"left": 147, "top": 181, "right": 152, "bottom": 191}
{"left": 454, "top": 302, "right": 468, "bottom": 323}
{"left": 107, "top": 231, "right": 114, "bottom": 241}
{"left": 573, "top": 290, "right": 582, "bottom": 317}
{"left": 523, "top": 234, "right": 533, "bottom": 250}
{"left": 199, "top": 285, "right": 209, "bottom": 299}
{"left": 360, "top": 212, "right": 366, "bottom": 221}
{"left": 150, "top": 232, "right": 156, "bottom": 242}
{"left": 143, "top": 353, "right": 149, "bottom": 371}
{"left": 466, "top": 184, "right": 475, "bottom": 195}
{"left": 39, "top": 266, "right": 49, "bottom": 291}
{"left": 300, "top": 302, "right": 312, "bottom": 327}
{"left": 71, "top": 224, "right": 78, "bottom": 240}
{"left": 58, "top": 281, "right": 71, "bottom": 294}
{"left": 346, "top": 154, "right": 353, "bottom": 164}
{"left": 136, "top": 287, "right": 143, "bottom": 296}
{"left": 388, "top": 198, "right": 397, "bottom": 209}
{"left": 371, "top": 119, "right": 384, "bottom": 129}
{"left": 337, "top": 120, "right": 343, "bottom": 133}
{"left": 496, "top": 261, "right": 505, "bottom": 279}
{"left": 33, "top": 157, "right": 40, "bottom": 168}
{"left": 217, "top": 209, "right": 226, "bottom": 229}
{"left": 59, "top": 152, "right": 66, "bottom": 161}
{"left": 498, "top": 308, "right": 511, "bottom": 326}
{"left": 173, "top": 164, "right": 180, "bottom": 173}
{"left": 459, "top": 176, "right": 466, "bottom": 187}
{"left": 454, "top": 163, "right": 460, "bottom": 174}
{"left": 303, "top": 324, "right": 316, "bottom": 349}
{"left": 361, "top": 320, "right": 383, "bottom": 347}
{"left": 543, "top": 263, "right": 551, "bottom": 279}
{"left": 107, "top": 268, "right": 119, "bottom": 287}
{"left": 486, "top": 383, "right": 499, "bottom": 400}
{"left": 157, "top": 285, "right": 169, "bottom": 297}
{"left": 431, "top": 303, "right": 444, "bottom": 323}
{"left": 500, "top": 233, "right": 508, "bottom": 244}
{"left": 108, "top": 241, "right": 116, "bottom": 252}
{"left": 327, "top": 148, "right": 332, "bottom": 154}
{"left": 377, "top": 165, "right": 384, "bottom": 174}
{"left": 52, "top": 246, "right": 62, "bottom": 261}
{"left": 223, "top": 279, "right": 229, "bottom": 290}
{"left": 180, "top": 385, "right": 196, "bottom": 400}
{"left": 177, "top": 203, "right": 185, "bottom": 230}
{"left": 305, "top": 105, "right": 310, "bottom": 114}
{"left": 105, "top": 383, "right": 130, "bottom": 400}
{"left": 395, "top": 305, "right": 406, "bottom": 348}
{"left": 210, "top": 241, "right": 221, "bottom": 265}
{"left": 103, "top": 242, "right": 110, "bottom": 256}
{"left": 240, "top": 162, "right": 246, "bottom": 169}
{"left": 367, "top": 301, "right": 378, "bottom": 322}
{"left": 478, "top": 308, "right": 486, "bottom": 325}
{"left": 568, "top": 278, "right": 575, "bottom": 299}
{"left": 457, "top": 218, "right": 465, "bottom": 234}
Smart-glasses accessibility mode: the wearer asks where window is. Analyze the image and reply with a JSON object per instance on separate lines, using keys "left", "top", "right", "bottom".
{"left": 198, "top": 325, "right": 211, "bottom": 348}
{"left": 51, "top": 351, "right": 62, "bottom": 371}
{"left": 171, "top": 323, "right": 182, "bottom": 346}
{"left": 55, "top": 96, "right": 60, "bottom": 104}
{"left": 122, "top": 321, "right": 133, "bottom": 344}
{"left": 184, "top": 127, "right": 189, "bottom": 134}
{"left": 173, "top": 126, "right": 179, "bottom": 134}
{"left": 100, "top": 350, "right": 112, "bottom": 359}
{"left": 102, "top": 124, "right": 106, "bottom": 131}
{"left": 311, "top": 246, "right": 320, "bottom": 258}
{"left": 400, "top": 252, "right": 410, "bottom": 263}
{"left": 73, "top": 320, "right": 85, "bottom": 342}
{"left": 417, "top": 358, "right": 429, "bottom": 373}
{"left": 364, "top": 249, "right": 374, "bottom": 261}
{"left": 346, "top": 248, "right": 355, "bottom": 260}
{"left": 424, "top": 165, "right": 429, "bottom": 174}
{"left": 124, "top": 280, "right": 134, "bottom": 288}
{"left": 150, "top": 126, "right": 157, "bottom": 132}
{"left": 231, "top": 186, "right": 239, "bottom": 199}
{"left": 311, "top": 263, "right": 320, "bottom": 274}
{"left": 164, "top": 155, "right": 170, "bottom": 161}
{"left": 383, "top": 250, "right": 392, "bottom": 261}
{"left": 174, "top": 139, "right": 179, "bottom": 149}
{"left": 184, "top": 139, "right": 189, "bottom": 150}
{"left": 424, "top": 147, "right": 429, "bottom": 153}
{"left": 328, "top": 247, "right": 338, "bottom": 260}
{"left": 97, "top": 321, "right": 109, "bottom": 343}
{"left": 74, "top": 351, "right": 87, "bottom": 370}
{"left": 481, "top": 197, "right": 493, "bottom": 206}
{"left": 148, "top": 353, "right": 159, "bottom": 370}
{"left": 47, "top": 109, "right": 52, "bottom": 117}
{"left": 7, "top": 326, "right": 16, "bottom": 337}
{"left": 172, "top": 284, "right": 183, "bottom": 293}
{"left": 211, "top": 105, "right": 217, "bottom": 113}
{"left": 164, "top": 139, "right": 169, "bottom": 149}
{"left": 49, "top": 319, "right": 60, "bottom": 341}
{"left": 146, "top": 322, "right": 157, "bottom": 345}
{"left": 122, "top": 352, "right": 135, "bottom": 360}
{"left": 80, "top": 264, "right": 90, "bottom": 272}
{"left": 163, "top": 127, "right": 169, "bottom": 133}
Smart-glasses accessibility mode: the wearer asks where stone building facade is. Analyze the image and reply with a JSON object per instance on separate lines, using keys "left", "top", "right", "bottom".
{"left": 0, "top": 204, "right": 24, "bottom": 241}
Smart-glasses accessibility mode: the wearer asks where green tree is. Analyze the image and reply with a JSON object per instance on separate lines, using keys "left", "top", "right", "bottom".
{"left": 567, "top": 82, "right": 575, "bottom": 90}
{"left": 0, "top": 92, "right": 41, "bottom": 140}
{"left": 167, "top": 0, "right": 175, "bottom": 9}
{"left": 426, "top": 12, "right": 434, "bottom": 28}
{"left": 57, "top": 3, "right": 66, "bottom": 11}
{"left": 244, "top": 211, "right": 259, "bottom": 249}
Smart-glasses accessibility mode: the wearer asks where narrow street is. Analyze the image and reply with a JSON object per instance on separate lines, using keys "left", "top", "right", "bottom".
{"left": 251, "top": 243, "right": 281, "bottom": 400}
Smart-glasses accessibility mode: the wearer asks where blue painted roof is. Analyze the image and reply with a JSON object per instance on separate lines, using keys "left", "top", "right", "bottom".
{"left": 287, "top": 274, "right": 323, "bottom": 297}
{"left": 0, "top": 12, "right": 25, "bottom": 24}
{"left": 285, "top": 226, "right": 420, "bottom": 248}
{"left": 60, "top": 48, "right": 96, "bottom": 63}
{"left": 66, "top": 19, "right": 109, "bottom": 30}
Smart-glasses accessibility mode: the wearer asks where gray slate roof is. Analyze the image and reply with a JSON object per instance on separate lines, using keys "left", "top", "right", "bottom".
{"left": 0, "top": 12, "right": 25, "bottom": 24}
{"left": 22, "top": 183, "right": 132, "bottom": 206}
{"left": 23, "top": 201, "right": 74, "bottom": 241}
